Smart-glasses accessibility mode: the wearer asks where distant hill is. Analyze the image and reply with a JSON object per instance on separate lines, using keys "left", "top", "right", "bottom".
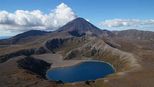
{"left": 0, "top": 30, "right": 49, "bottom": 44}
{"left": 114, "top": 29, "right": 154, "bottom": 40}
{"left": 0, "top": 36, "right": 11, "bottom": 40}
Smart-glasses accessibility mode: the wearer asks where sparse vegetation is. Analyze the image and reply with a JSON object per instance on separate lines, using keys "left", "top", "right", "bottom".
{"left": 0, "top": 18, "right": 153, "bottom": 87}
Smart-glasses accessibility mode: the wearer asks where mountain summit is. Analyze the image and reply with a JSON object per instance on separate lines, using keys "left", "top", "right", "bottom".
{"left": 57, "top": 17, "right": 103, "bottom": 37}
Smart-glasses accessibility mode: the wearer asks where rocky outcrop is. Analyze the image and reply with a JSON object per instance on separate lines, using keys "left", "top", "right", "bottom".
{"left": 35, "top": 47, "right": 48, "bottom": 54}
{"left": 17, "top": 57, "right": 51, "bottom": 78}
{"left": 45, "top": 38, "right": 65, "bottom": 53}
{"left": 68, "top": 30, "right": 86, "bottom": 37}
{"left": 0, "top": 49, "right": 35, "bottom": 63}
{"left": 44, "top": 37, "right": 88, "bottom": 53}
{"left": 0, "top": 47, "right": 48, "bottom": 63}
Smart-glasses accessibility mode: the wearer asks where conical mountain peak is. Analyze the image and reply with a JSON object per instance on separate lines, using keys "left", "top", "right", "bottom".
{"left": 57, "top": 17, "right": 102, "bottom": 36}
{"left": 71, "top": 17, "right": 88, "bottom": 23}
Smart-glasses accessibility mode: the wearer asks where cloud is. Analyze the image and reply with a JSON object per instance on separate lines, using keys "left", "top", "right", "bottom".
{"left": 99, "top": 19, "right": 154, "bottom": 31}
{"left": 0, "top": 3, "right": 77, "bottom": 36}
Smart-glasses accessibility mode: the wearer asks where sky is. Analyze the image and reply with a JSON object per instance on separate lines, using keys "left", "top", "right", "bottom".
{"left": 0, "top": 0, "right": 154, "bottom": 36}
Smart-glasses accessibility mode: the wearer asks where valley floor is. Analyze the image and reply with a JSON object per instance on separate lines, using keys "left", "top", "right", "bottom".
{"left": 33, "top": 53, "right": 85, "bottom": 68}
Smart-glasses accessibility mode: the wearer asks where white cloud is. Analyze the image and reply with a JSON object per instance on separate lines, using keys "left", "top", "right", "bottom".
{"left": 0, "top": 3, "right": 77, "bottom": 36}
{"left": 99, "top": 19, "right": 154, "bottom": 31}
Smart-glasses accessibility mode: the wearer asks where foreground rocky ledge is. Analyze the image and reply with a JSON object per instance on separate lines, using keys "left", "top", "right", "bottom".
{"left": 17, "top": 57, "right": 51, "bottom": 79}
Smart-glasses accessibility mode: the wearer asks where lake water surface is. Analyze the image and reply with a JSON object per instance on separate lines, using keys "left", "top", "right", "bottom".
{"left": 46, "top": 61, "right": 115, "bottom": 83}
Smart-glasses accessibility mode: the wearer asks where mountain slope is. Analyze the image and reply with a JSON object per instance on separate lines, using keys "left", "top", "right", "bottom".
{"left": 0, "top": 18, "right": 140, "bottom": 72}
{"left": 57, "top": 17, "right": 112, "bottom": 37}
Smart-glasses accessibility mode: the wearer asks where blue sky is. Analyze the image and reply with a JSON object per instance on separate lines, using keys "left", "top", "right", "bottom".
{"left": 0, "top": 0, "right": 154, "bottom": 36}
{"left": 1, "top": 0, "right": 154, "bottom": 20}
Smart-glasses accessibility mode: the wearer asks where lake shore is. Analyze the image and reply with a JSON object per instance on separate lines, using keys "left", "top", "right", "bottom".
{"left": 33, "top": 53, "right": 115, "bottom": 71}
